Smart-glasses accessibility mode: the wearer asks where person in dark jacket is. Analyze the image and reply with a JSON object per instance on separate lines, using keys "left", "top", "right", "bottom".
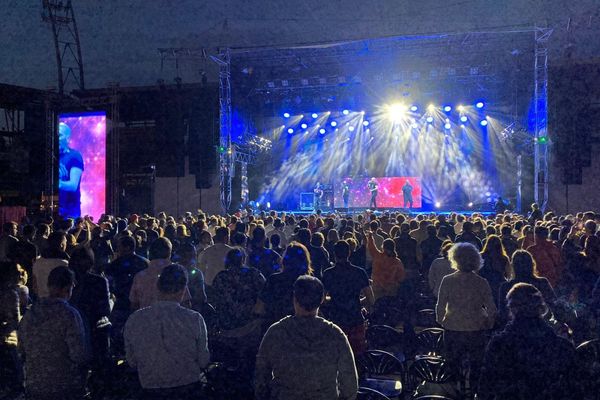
{"left": 455, "top": 221, "right": 483, "bottom": 250}
{"left": 105, "top": 235, "right": 148, "bottom": 354}
{"left": 69, "top": 246, "right": 111, "bottom": 377}
{"left": 420, "top": 225, "right": 443, "bottom": 273}
{"left": 309, "top": 232, "right": 330, "bottom": 279}
{"left": 478, "top": 283, "right": 579, "bottom": 400}
{"left": 248, "top": 227, "right": 281, "bottom": 279}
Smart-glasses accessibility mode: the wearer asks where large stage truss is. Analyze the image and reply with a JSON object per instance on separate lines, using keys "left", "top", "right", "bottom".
{"left": 216, "top": 27, "right": 551, "bottom": 213}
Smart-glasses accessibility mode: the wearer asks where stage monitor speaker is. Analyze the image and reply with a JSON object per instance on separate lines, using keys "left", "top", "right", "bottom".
{"left": 300, "top": 192, "right": 315, "bottom": 210}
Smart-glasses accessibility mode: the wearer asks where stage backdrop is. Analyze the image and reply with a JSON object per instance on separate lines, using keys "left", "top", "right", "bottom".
{"left": 58, "top": 112, "right": 106, "bottom": 220}
{"left": 334, "top": 177, "right": 422, "bottom": 208}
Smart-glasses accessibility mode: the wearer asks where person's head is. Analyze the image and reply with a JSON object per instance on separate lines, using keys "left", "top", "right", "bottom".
{"left": 118, "top": 235, "right": 136, "bottom": 256}
{"left": 400, "top": 222, "right": 410, "bottom": 234}
{"left": 482, "top": 235, "right": 506, "bottom": 258}
{"left": 584, "top": 235, "right": 600, "bottom": 261}
{"left": 270, "top": 233, "right": 281, "bottom": 249}
{"left": 449, "top": 242, "right": 483, "bottom": 272}
{"left": 369, "top": 220, "right": 379, "bottom": 232}
{"left": 69, "top": 246, "right": 95, "bottom": 278}
{"left": 282, "top": 242, "right": 312, "bottom": 275}
{"left": 500, "top": 224, "right": 512, "bottom": 237}
{"left": 293, "top": 275, "right": 324, "bottom": 316}
{"left": 296, "top": 228, "right": 311, "bottom": 248}
{"left": 2, "top": 222, "right": 17, "bottom": 237}
{"left": 148, "top": 237, "right": 172, "bottom": 261}
{"left": 47, "top": 231, "right": 67, "bottom": 252}
{"left": 58, "top": 122, "right": 72, "bottom": 151}
{"left": 214, "top": 227, "right": 230, "bottom": 244}
{"left": 157, "top": 264, "right": 188, "bottom": 303}
{"left": 382, "top": 238, "right": 396, "bottom": 257}
{"left": 251, "top": 226, "right": 267, "bottom": 248}
{"left": 440, "top": 241, "right": 453, "bottom": 259}
{"left": 231, "top": 232, "right": 247, "bottom": 247}
{"left": 327, "top": 229, "right": 339, "bottom": 243}
{"left": 22, "top": 224, "right": 36, "bottom": 239}
{"left": 531, "top": 203, "right": 539, "bottom": 211}
{"left": 507, "top": 283, "right": 548, "bottom": 319}
{"left": 334, "top": 239, "right": 351, "bottom": 261}
{"left": 462, "top": 221, "right": 474, "bottom": 233}
{"left": 534, "top": 225, "right": 549, "bottom": 242}
{"left": 584, "top": 219, "right": 597, "bottom": 236}
{"left": 47, "top": 266, "right": 76, "bottom": 300}
{"left": 0, "top": 261, "right": 21, "bottom": 289}
{"left": 177, "top": 243, "right": 197, "bottom": 265}
{"left": 199, "top": 230, "right": 213, "bottom": 246}
{"left": 311, "top": 232, "right": 325, "bottom": 248}
{"left": 511, "top": 250, "right": 536, "bottom": 279}
{"left": 225, "top": 248, "right": 246, "bottom": 269}
{"left": 426, "top": 225, "right": 437, "bottom": 238}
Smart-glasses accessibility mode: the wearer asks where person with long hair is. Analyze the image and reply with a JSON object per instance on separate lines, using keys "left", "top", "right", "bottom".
{"left": 258, "top": 242, "right": 313, "bottom": 326}
{"left": 497, "top": 250, "right": 556, "bottom": 324}
{"left": 479, "top": 235, "right": 512, "bottom": 305}
{"left": 212, "top": 248, "right": 265, "bottom": 331}
{"left": 366, "top": 231, "right": 405, "bottom": 300}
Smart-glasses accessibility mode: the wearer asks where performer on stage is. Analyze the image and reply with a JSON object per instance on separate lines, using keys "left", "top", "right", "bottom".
{"left": 402, "top": 180, "right": 414, "bottom": 209}
{"left": 58, "top": 122, "right": 84, "bottom": 218}
{"left": 342, "top": 180, "right": 350, "bottom": 209}
{"left": 314, "top": 182, "right": 324, "bottom": 210}
{"left": 368, "top": 177, "right": 378, "bottom": 209}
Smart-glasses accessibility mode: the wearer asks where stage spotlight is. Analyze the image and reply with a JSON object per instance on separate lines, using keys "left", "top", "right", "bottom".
{"left": 476, "top": 102, "right": 484, "bottom": 109}
{"left": 427, "top": 104, "right": 436, "bottom": 111}
{"left": 301, "top": 123, "right": 308, "bottom": 129}
{"left": 410, "top": 105, "right": 418, "bottom": 112}
{"left": 348, "top": 126, "right": 355, "bottom": 132}
{"left": 342, "top": 109, "right": 349, "bottom": 115}
{"left": 361, "top": 111, "right": 365, "bottom": 114}
{"left": 443, "top": 105, "right": 452, "bottom": 112}
{"left": 287, "top": 128, "right": 294, "bottom": 134}
{"left": 460, "top": 116, "right": 468, "bottom": 123}
{"left": 468, "top": 202, "right": 474, "bottom": 208}
{"left": 266, "top": 202, "right": 271, "bottom": 209}
{"left": 426, "top": 116, "right": 434, "bottom": 123}
{"left": 363, "top": 120, "right": 369, "bottom": 127}
{"left": 457, "top": 105, "right": 465, "bottom": 112}
{"left": 386, "top": 103, "right": 407, "bottom": 122}
{"left": 311, "top": 113, "right": 318, "bottom": 119}
{"left": 319, "top": 128, "right": 326, "bottom": 134}
{"left": 435, "top": 201, "right": 441, "bottom": 208}
{"left": 444, "top": 123, "right": 451, "bottom": 130}
{"left": 330, "top": 121, "right": 337, "bottom": 127}
{"left": 283, "top": 112, "right": 290, "bottom": 118}
{"left": 411, "top": 122, "right": 419, "bottom": 129}
{"left": 480, "top": 120, "right": 488, "bottom": 126}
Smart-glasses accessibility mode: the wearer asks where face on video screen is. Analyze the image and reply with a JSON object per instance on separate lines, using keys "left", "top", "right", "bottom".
{"left": 334, "top": 177, "right": 422, "bottom": 208}
{"left": 58, "top": 112, "right": 106, "bottom": 220}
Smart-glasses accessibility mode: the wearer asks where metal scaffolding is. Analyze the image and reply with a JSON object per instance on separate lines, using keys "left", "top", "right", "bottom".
{"left": 42, "top": 0, "right": 85, "bottom": 94}
{"left": 211, "top": 49, "right": 233, "bottom": 213}
{"left": 534, "top": 27, "right": 552, "bottom": 211}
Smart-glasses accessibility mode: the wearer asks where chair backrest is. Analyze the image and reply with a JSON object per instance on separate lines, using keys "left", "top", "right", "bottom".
{"left": 576, "top": 339, "right": 600, "bottom": 364}
{"left": 412, "top": 395, "right": 457, "bottom": 400}
{"left": 357, "top": 386, "right": 392, "bottom": 400}
{"left": 415, "top": 327, "right": 444, "bottom": 356}
{"left": 415, "top": 308, "right": 437, "bottom": 328}
{"left": 409, "top": 355, "right": 455, "bottom": 384}
{"left": 370, "top": 296, "right": 405, "bottom": 326}
{"left": 356, "top": 350, "right": 405, "bottom": 377}
{"left": 366, "top": 325, "right": 405, "bottom": 349}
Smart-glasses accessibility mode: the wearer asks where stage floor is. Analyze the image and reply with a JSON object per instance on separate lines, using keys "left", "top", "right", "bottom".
{"left": 270, "top": 209, "right": 495, "bottom": 217}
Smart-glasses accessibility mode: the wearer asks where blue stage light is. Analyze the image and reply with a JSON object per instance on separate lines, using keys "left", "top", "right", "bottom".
{"left": 480, "top": 120, "right": 488, "bottom": 126}
{"left": 410, "top": 105, "right": 418, "bottom": 112}
{"left": 283, "top": 112, "right": 290, "bottom": 118}
{"left": 301, "top": 123, "right": 307, "bottom": 129}
{"left": 363, "top": 120, "right": 369, "bottom": 127}
{"left": 348, "top": 126, "right": 355, "bottom": 132}
{"left": 319, "top": 128, "right": 326, "bottom": 134}
{"left": 426, "top": 116, "right": 434, "bottom": 123}
{"left": 342, "top": 109, "right": 349, "bottom": 115}
{"left": 476, "top": 102, "right": 484, "bottom": 109}
{"left": 444, "top": 105, "right": 452, "bottom": 112}
{"left": 311, "top": 113, "right": 318, "bottom": 119}
{"left": 460, "top": 116, "right": 468, "bottom": 123}
{"left": 444, "top": 123, "right": 451, "bottom": 130}
{"left": 330, "top": 121, "right": 337, "bottom": 127}
{"left": 435, "top": 201, "right": 441, "bottom": 208}
{"left": 287, "top": 128, "right": 294, "bottom": 134}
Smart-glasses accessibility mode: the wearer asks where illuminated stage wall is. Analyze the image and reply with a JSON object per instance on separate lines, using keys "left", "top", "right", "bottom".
{"left": 58, "top": 112, "right": 106, "bottom": 220}
{"left": 334, "top": 177, "right": 422, "bottom": 208}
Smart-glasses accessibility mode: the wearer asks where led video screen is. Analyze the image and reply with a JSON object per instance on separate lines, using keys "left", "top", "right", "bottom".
{"left": 334, "top": 177, "right": 422, "bottom": 209}
{"left": 58, "top": 112, "right": 106, "bottom": 220}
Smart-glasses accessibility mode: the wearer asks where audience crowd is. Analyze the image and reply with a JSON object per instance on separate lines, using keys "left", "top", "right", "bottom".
{"left": 0, "top": 203, "right": 600, "bottom": 399}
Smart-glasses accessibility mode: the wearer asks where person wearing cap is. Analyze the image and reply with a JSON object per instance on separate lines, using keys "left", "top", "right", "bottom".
{"left": 478, "top": 283, "right": 579, "bottom": 399}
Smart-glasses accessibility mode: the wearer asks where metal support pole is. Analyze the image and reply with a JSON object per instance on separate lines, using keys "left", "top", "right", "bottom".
{"left": 533, "top": 27, "right": 552, "bottom": 211}
{"left": 212, "top": 49, "right": 232, "bottom": 213}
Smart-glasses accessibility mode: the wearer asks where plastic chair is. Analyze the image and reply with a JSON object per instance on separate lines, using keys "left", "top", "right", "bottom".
{"left": 408, "top": 356, "right": 460, "bottom": 400}
{"left": 576, "top": 339, "right": 600, "bottom": 400}
{"left": 415, "top": 308, "right": 438, "bottom": 328}
{"left": 357, "top": 386, "right": 391, "bottom": 400}
{"left": 415, "top": 327, "right": 444, "bottom": 356}
{"left": 366, "top": 325, "right": 410, "bottom": 360}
